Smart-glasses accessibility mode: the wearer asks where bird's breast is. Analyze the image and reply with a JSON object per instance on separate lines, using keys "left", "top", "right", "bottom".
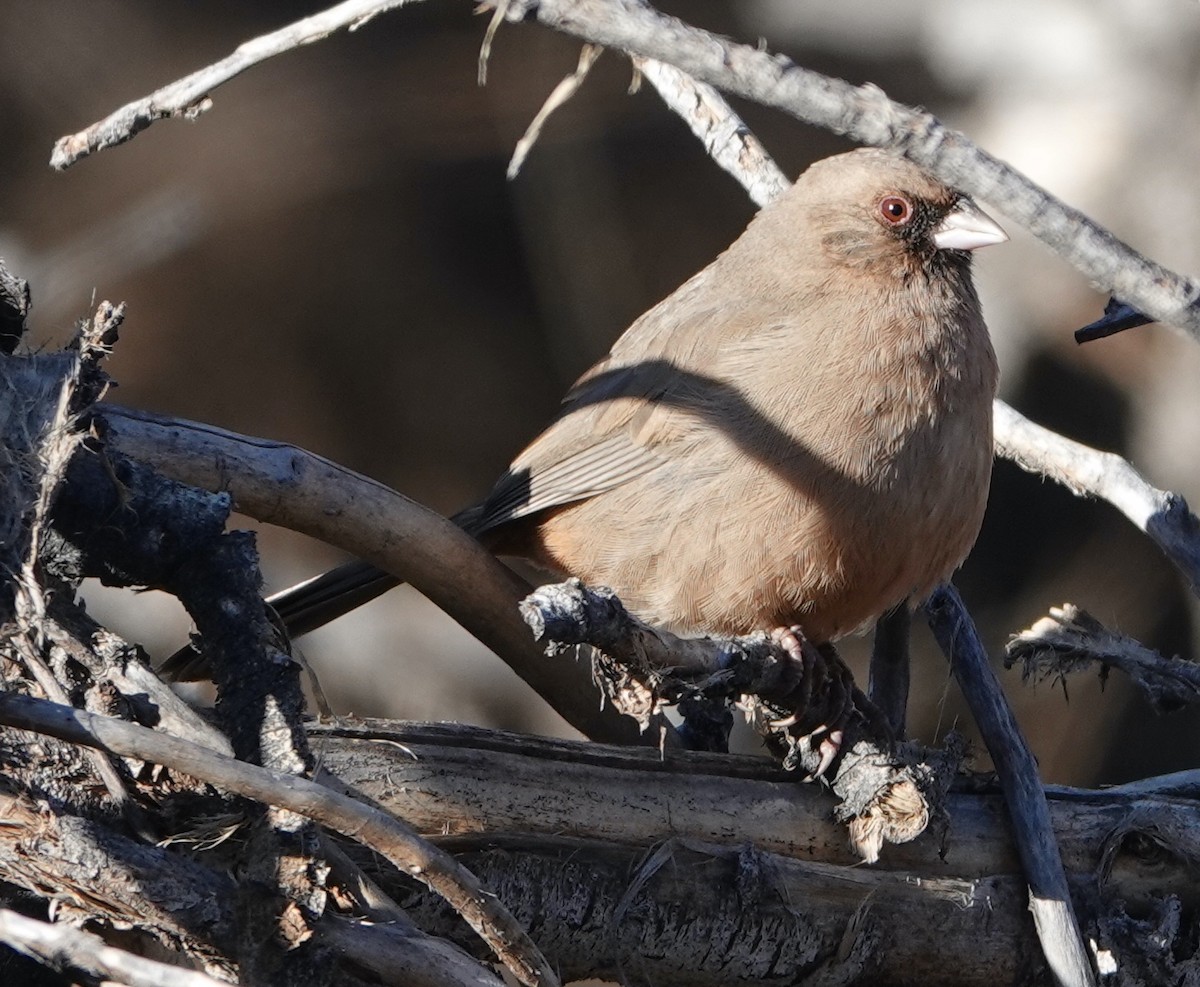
{"left": 526, "top": 292, "right": 998, "bottom": 643}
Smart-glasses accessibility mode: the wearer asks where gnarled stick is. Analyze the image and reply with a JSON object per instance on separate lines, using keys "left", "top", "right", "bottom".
{"left": 522, "top": 578, "right": 957, "bottom": 864}
{"left": 0, "top": 691, "right": 561, "bottom": 987}
{"left": 98, "top": 403, "right": 659, "bottom": 746}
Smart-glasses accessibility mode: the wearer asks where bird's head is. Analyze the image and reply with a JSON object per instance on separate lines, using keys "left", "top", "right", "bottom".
{"left": 763, "top": 149, "right": 1007, "bottom": 281}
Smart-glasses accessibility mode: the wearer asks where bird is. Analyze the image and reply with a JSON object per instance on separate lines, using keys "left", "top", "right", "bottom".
{"left": 171, "top": 149, "right": 1006, "bottom": 747}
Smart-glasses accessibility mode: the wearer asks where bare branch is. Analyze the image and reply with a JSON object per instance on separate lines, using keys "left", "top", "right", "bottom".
{"left": 50, "top": 0, "right": 422, "bottom": 169}
{"left": 0, "top": 691, "right": 561, "bottom": 987}
{"left": 1007, "top": 603, "right": 1200, "bottom": 713}
{"left": 0, "top": 909, "right": 226, "bottom": 987}
{"left": 502, "top": 0, "right": 1200, "bottom": 337}
{"left": 97, "top": 403, "right": 653, "bottom": 746}
{"left": 636, "top": 57, "right": 788, "bottom": 208}
{"left": 521, "top": 579, "right": 954, "bottom": 864}
{"left": 924, "top": 585, "right": 1095, "bottom": 987}
{"left": 49, "top": 0, "right": 1200, "bottom": 336}
{"left": 994, "top": 401, "right": 1200, "bottom": 598}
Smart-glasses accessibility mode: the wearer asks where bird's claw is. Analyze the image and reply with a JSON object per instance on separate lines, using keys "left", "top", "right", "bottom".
{"left": 754, "top": 624, "right": 857, "bottom": 780}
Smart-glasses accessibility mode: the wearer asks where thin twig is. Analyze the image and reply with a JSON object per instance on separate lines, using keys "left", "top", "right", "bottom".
{"left": 924, "top": 585, "right": 1096, "bottom": 987}
{"left": 50, "top": 0, "right": 422, "bottom": 169}
{"left": 508, "top": 44, "right": 603, "bottom": 178}
{"left": 636, "top": 56, "right": 788, "bottom": 208}
{"left": 0, "top": 691, "right": 562, "bottom": 987}
{"left": 478, "top": 0, "right": 513, "bottom": 85}
{"left": 0, "top": 909, "right": 227, "bottom": 987}
{"left": 994, "top": 401, "right": 1200, "bottom": 597}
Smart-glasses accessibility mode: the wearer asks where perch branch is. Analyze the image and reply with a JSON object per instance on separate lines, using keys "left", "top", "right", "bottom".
{"left": 924, "top": 585, "right": 1095, "bottom": 987}
{"left": 97, "top": 403, "right": 656, "bottom": 747}
{"left": 0, "top": 690, "right": 561, "bottom": 987}
{"left": 521, "top": 579, "right": 951, "bottom": 863}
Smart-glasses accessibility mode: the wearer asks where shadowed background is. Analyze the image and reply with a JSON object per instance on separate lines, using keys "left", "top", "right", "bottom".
{"left": 3, "top": 0, "right": 1199, "bottom": 785}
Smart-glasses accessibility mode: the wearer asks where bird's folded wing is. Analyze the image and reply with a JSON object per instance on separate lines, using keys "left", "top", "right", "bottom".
{"left": 469, "top": 356, "right": 714, "bottom": 533}
{"left": 468, "top": 429, "right": 670, "bottom": 533}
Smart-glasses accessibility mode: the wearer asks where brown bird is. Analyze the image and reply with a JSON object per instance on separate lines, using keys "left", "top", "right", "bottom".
{"left": 230, "top": 150, "right": 1005, "bottom": 737}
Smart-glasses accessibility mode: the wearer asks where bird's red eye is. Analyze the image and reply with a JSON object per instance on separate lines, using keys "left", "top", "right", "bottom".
{"left": 879, "top": 196, "right": 912, "bottom": 226}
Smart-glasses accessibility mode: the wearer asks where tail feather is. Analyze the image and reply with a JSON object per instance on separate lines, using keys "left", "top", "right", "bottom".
{"left": 160, "top": 504, "right": 490, "bottom": 681}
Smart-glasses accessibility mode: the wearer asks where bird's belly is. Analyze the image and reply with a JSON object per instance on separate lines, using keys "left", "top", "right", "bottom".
{"left": 527, "top": 414, "right": 992, "bottom": 643}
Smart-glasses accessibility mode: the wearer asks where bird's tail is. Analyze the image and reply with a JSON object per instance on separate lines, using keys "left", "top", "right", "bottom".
{"left": 160, "top": 506, "right": 485, "bottom": 681}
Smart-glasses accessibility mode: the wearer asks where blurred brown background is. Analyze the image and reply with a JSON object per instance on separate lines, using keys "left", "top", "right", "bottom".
{"left": 5, "top": 0, "right": 1200, "bottom": 785}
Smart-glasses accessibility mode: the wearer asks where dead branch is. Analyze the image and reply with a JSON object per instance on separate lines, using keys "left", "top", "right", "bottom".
{"left": 52, "top": 0, "right": 1200, "bottom": 335}
{"left": 0, "top": 908, "right": 227, "bottom": 987}
{"left": 1007, "top": 603, "right": 1200, "bottom": 712}
{"left": 306, "top": 718, "right": 1200, "bottom": 986}
{"left": 0, "top": 690, "right": 560, "bottom": 987}
{"left": 520, "top": 578, "right": 950, "bottom": 864}
{"left": 635, "top": 56, "right": 790, "bottom": 209}
{"left": 995, "top": 401, "right": 1200, "bottom": 597}
{"left": 925, "top": 586, "right": 1094, "bottom": 987}
{"left": 504, "top": 0, "right": 1200, "bottom": 335}
{"left": 50, "top": 0, "right": 422, "bottom": 169}
{"left": 97, "top": 403, "right": 659, "bottom": 747}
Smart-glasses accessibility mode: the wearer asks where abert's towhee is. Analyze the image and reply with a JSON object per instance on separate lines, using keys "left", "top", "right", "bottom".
{"left": 177, "top": 149, "right": 1007, "bottom": 752}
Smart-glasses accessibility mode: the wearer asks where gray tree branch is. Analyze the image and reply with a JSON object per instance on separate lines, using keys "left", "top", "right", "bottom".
{"left": 51, "top": 0, "right": 1200, "bottom": 338}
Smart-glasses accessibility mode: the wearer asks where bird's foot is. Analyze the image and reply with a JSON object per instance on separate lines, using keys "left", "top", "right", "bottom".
{"left": 750, "top": 625, "right": 858, "bottom": 781}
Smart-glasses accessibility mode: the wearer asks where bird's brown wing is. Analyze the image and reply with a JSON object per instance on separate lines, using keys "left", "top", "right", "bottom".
{"left": 470, "top": 238, "right": 839, "bottom": 537}
{"left": 467, "top": 359, "right": 687, "bottom": 534}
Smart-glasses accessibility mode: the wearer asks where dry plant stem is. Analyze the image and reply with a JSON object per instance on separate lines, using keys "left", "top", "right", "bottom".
{"left": 995, "top": 401, "right": 1200, "bottom": 597}
{"left": 0, "top": 908, "right": 227, "bottom": 987}
{"left": 98, "top": 403, "right": 652, "bottom": 747}
{"left": 50, "top": 0, "right": 423, "bottom": 169}
{"left": 0, "top": 691, "right": 561, "bottom": 987}
{"left": 508, "top": 44, "right": 602, "bottom": 178}
{"left": 924, "top": 585, "right": 1095, "bottom": 987}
